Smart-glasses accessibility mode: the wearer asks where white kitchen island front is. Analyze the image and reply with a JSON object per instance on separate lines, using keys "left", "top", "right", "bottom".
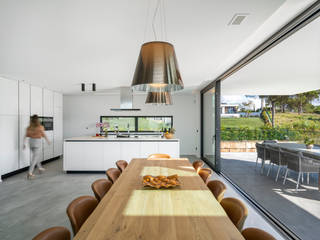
{"left": 63, "top": 136, "right": 180, "bottom": 171}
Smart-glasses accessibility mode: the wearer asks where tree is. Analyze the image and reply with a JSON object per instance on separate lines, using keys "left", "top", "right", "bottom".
{"left": 289, "top": 90, "right": 320, "bottom": 114}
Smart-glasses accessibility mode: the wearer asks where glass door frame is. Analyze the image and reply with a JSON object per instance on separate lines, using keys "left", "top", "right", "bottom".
{"left": 200, "top": 80, "right": 221, "bottom": 172}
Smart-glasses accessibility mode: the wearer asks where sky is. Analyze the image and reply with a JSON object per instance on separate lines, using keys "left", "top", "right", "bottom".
{"left": 222, "top": 95, "right": 320, "bottom": 108}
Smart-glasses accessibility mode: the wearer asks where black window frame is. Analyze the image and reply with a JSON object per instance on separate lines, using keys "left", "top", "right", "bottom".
{"left": 100, "top": 116, "right": 173, "bottom": 133}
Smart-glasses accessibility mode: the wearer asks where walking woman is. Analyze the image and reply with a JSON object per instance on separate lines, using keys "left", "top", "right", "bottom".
{"left": 23, "top": 115, "right": 50, "bottom": 179}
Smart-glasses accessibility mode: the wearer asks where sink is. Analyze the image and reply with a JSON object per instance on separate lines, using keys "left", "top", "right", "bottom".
{"left": 116, "top": 134, "right": 131, "bottom": 138}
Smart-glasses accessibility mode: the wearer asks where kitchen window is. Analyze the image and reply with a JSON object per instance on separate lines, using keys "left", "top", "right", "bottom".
{"left": 100, "top": 116, "right": 173, "bottom": 132}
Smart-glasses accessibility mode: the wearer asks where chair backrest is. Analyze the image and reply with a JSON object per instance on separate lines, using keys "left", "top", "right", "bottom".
{"left": 300, "top": 151, "right": 320, "bottom": 173}
{"left": 33, "top": 226, "right": 71, "bottom": 240}
{"left": 265, "top": 145, "right": 280, "bottom": 164}
{"left": 192, "top": 160, "right": 204, "bottom": 172}
{"left": 280, "top": 148, "right": 300, "bottom": 171}
{"left": 198, "top": 168, "right": 212, "bottom": 184}
{"left": 116, "top": 160, "right": 128, "bottom": 172}
{"left": 220, "top": 197, "right": 248, "bottom": 231}
{"left": 148, "top": 153, "right": 171, "bottom": 159}
{"left": 241, "top": 228, "right": 276, "bottom": 240}
{"left": 66, "top": 196, "right": 98, "bottom": 235}
{"left": 91, "top": 179, "right": 112, "bottom": 202}
{"left": 207, "top": 180, "right": 227, "bottom": 203}
{"left": 255, "top": 143, "right": 265, "bottom": 160}
{"left": 106, "top": 168, "right": 121, "bottom": 183}
{"left": 262, "top": 140, "right": 278, "bottom": 144}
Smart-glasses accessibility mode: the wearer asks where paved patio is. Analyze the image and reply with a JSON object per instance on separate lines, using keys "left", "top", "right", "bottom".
{"left": 222, "top": 152, "right": 320, "bottom": 240}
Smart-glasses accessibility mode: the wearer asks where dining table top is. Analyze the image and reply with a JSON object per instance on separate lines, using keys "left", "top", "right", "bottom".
{"left": 74, "top": 158, "right": 245, "bottom": 240}
{"left": 266, "top": 142, "right": 320, "bottom": 157}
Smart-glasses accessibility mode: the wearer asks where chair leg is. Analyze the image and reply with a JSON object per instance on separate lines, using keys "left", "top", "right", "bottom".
{"left": 307, "top": 173, "right": 310, "bottom": 184}
{"left": 296, "top": 172, "right": 301, "bottom": 191}
{"left": 275, "top": 166, "right": 281, "bottom": 182}
{"left": 260, "top": 160, "right": 265, "bottom": 174}
{"left": 267, "top": 162, "right": 272, "bottom": 176}
{"left": 255, "top": 156, "right": 258, "bottom": 169}
{"left": 283, "top": 168, "right": 289, "bottom": 185}
{"left": 301, "top": 173, "right": 304, "bottom": 183}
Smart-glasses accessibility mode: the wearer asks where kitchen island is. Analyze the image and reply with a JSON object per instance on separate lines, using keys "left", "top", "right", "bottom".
{"left": 63, "top": 136, "right": 180, "bottom": 171}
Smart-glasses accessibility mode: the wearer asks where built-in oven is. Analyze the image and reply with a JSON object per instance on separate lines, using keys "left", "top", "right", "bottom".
{"left": 39, "top": 117, "right": 53, "bottom": 131}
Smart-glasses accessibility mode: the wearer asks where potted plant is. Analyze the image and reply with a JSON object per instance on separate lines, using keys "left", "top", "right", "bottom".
{"left": 304, "top": 137, "right": 314, "bottom": 149}
{"left": 164, "top": 128, "right": 176, "bottom": 139}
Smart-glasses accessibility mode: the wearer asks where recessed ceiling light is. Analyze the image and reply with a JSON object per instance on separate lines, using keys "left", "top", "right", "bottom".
{"left": 228, "top": 13, "right": 249, "bottom": 25}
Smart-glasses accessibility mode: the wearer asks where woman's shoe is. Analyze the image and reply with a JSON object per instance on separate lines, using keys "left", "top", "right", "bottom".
{"left": 27, "top": 173, "right": 35, "bottom": 179}
{"left": 38, "top": 168, "right": 46, "bottom": 173}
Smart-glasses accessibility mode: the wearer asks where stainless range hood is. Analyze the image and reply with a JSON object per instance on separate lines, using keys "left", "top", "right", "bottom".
{"left": 110, "top": 87, "right": 141, "bottom": 111}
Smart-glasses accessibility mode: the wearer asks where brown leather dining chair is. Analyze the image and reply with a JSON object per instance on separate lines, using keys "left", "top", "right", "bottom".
{"left": 198, "top": 168, "right": 212, "bottom": 184}
{"left": 106, "top": 168, "right": 121, "bottom": 183}
{"left": 220, "top": 197, "right": 248, "bottom": 231}
{"left": 91, "top": 179, "right": 113, "bottom": 202}
{"left": 192, "top": 160, "right": 204, "bottom": 173}
{"left": 148, "top": 153, "right": 171, "bottom": 159}
{"left": 32, "top": 226, "right": 71, "bottom": 240}
{"left": 241, "top": 228, "right": 276, "bottom": 240}
{"left": 116, "top": 160, "right": 128, "bottom": 172}
{"left": 207, "top": 180, "right": 227, "bottom": 203}
{"left": 66, "top": 196, "right": 98, "bottom": 235}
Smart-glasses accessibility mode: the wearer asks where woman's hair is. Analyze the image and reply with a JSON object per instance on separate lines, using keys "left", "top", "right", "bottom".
{"left": 29, "top": 115, "right": 41, "bottom": 128}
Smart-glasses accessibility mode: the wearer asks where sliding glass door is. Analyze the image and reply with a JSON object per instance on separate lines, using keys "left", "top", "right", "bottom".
{"left": 201, "top": 81, "right": 221, "bottom": 172}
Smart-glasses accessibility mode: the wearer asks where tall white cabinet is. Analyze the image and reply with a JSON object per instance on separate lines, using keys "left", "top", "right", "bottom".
{"left": 54, "top": 92, "right": 63, "bottom": 157}
{"left": 19, "top": 82, "right": 31, "bottom": 168}
{"left": 0, "top": 78, "right": 19, "bottom": 178}
{"left": 0, "top": 77, "right": 63, "bottom": 181}
{"left": 43, "top": 89, "right": 54, "bottom": 160}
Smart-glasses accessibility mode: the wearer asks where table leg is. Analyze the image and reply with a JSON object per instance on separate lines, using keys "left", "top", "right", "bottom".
{"left": 318, "top": 170, "right": 320, "bottom": 191}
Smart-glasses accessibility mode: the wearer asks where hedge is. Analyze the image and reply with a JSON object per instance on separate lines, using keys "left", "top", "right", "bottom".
{"left": 221, "top": 127, "right": 320, "bottom": 142}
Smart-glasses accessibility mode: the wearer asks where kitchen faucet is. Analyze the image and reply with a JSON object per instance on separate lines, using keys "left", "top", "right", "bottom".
{"left": 127, "top": 123, "right": 130, "bottom": 136}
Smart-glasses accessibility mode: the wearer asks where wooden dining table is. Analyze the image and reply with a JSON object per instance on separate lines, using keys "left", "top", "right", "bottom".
{"left": 74, "top": 158, "right": 245, "bottom": 240}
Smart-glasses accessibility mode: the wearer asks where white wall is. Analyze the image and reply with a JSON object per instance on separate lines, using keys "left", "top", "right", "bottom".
{"left": 63, "top": 93, "right": 200, "bottom": 156}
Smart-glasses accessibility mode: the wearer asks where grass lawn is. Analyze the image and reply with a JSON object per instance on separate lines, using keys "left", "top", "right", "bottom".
{"left": 275, "top": 112, "right": 320, "bottom": 128}
{"left": 221, "top": 117, "right": 264, "bottom": 129}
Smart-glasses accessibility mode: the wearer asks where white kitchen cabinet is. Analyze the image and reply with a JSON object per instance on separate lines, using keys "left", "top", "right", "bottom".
{"left": 103, "top": 142, "right": 121, "bottom": 170}
{"left": 120, "top": 142, "right": 141, "bottom": 163}
{"left": 64, "top": 139, "right": 180, "bottom": 171}
{"left": 43, "top": 89, "right": 54, "bottom": 117}
{"left": 158, "top": 142, "right": 180, "bottom": 158}
{"left": 19, "top": 115, "right": 31, "bottom": 168}
{"left": 43, "top": 131, "right": 54, "bottom": 160}
{"left": 30, "top": 86, "right": 43, "bottom": 116}
{"left": 0, "top": 78, "right": 18, "bottom": 115}
{"left": 140, "top": 142, "right": 159, "bottom": 158}
{"left": 53, "top": 92, "right": 63, "bottom": 157}
{"left": 64, "top": 142, "right": 104, "bottom": 171}
{"left": 0, "top": 115, "right": 19, "bottom": 175}
{"left": 18, "top": 82, "right": 31, "bottom": 168}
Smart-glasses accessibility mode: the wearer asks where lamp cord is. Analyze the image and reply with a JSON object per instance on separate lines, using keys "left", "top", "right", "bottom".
{"left": 152, "top": 0, "right": 161, "bottom": 40}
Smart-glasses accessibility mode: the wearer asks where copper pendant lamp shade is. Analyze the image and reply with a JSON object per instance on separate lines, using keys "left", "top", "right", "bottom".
{"left": 131, "top": 41, "right": 184, "bottom": 92}
{"left": 145, "top": 92, "right": 172, "bottom": 105}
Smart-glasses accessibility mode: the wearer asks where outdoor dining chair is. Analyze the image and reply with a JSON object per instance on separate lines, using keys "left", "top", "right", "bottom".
{"left": 265, "top": 145, "right": 287, "bottom": 181}
{"left": 282, "top": 149, "right": 320, "bottom": 190}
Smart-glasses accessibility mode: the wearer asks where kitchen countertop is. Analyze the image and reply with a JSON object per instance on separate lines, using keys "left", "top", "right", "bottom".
{"left": 64, "top": 135, "right": 179, "bottom": 142}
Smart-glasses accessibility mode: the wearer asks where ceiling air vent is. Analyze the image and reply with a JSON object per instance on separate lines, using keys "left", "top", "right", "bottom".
{"left": 228, "top": 13, "right": 249, "bottom": 25}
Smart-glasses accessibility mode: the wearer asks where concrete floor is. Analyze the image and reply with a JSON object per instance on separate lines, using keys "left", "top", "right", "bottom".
{"left": 0, "top": 156, "right": 286, "bottom": 240}
{"left": 222, "top": 152, "right": 320, "bottom": 240}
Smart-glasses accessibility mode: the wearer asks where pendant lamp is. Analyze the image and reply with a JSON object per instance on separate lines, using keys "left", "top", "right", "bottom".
{"left": 131, "top": 41, "right": 183, "bottom": 92}
{"left": 145, "top": 91, "right": 172, "bottom": 105}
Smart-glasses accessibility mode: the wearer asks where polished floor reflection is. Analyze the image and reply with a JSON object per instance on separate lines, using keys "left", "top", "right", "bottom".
{"left": 222, "top": 152, "right": 320, "bottom": 240}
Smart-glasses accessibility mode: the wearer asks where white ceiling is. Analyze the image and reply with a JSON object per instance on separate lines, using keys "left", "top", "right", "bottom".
{"left": 222, "top": 12, "right": 320, "bottom": 96}
{"left": 0, "top": 0, "right": 316, "bottom": 94}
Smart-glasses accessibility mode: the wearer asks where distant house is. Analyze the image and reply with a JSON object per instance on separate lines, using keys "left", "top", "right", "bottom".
{"left": 221, "top": 103, "right": 240, "bottom": 118}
